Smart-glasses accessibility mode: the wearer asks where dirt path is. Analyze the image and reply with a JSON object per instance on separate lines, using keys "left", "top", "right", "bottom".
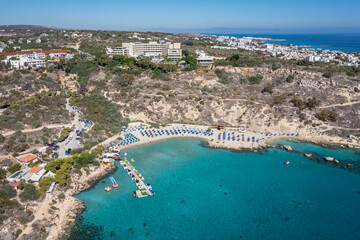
{"left": 2, "top": 124, "right": 65, "bottom": 137}
{"left": 222, "top": 98, "right": 265, "bottom": 105}
{"left": 21, "top": 199, "right": 51, "bottom": 236}
{"left": 318, "top": 101, "right": 360, "bottom": 109}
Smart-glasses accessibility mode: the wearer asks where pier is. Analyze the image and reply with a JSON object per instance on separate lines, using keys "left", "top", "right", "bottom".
{"left": 120, "top": 159, "right": 155, "bottom": 198}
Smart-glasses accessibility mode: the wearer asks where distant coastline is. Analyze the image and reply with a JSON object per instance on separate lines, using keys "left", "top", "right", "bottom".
{"left": 204, "top": 33, "right": 360, "bottom": 52}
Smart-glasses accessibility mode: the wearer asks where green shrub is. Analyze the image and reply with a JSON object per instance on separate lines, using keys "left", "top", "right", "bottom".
{"left": 14, "top": 229, "right": 22, "bottom": 238}
{"left": 0, "top": 185, "right": 17, "bottom": 199}
{"left": 305, "top": 97, "right": 320, "bottom": 109}
{"left": 271, "top": 94, "right": 286, "bottom": 105}
{"left": 286, "top": 75, "right": 294, "bottom": 83}
{"left": 39, "top": 177, "right": 55, "bottom": 193}
{"left": 19, "top": 184, "right": 41, "bottom": 202}
{"left": 316, "top": 110, "right": 337, "bottom": 122}
{"left": 215, "top": 69, "right": 232, "bottom": 84}
{"left": 290, "top": 97, "right": 305, "bottom": 110}
{"left": 8, "top": 163, "right": 21, "bottom": 174}
{"left": 58, "top": 127, "right": 73, "bottom": 142}
{"left": 262, "top": 84, "right": 274, "bottom": 94}
{"left": 247, "top": 75, "right": 263, "bottom": 84}
{"left": 58, "top": 193, "right": 65, "bottom": 199}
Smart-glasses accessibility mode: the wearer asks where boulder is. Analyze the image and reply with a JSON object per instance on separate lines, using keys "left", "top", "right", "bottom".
{"left": 283, "top": 145, "right": 293, "bottom": 152}
{"left": 324, "top": 157, "right": 334, "bottom": 162}
{"left": 304, "top": 154, "right": 312, "bottom": 158}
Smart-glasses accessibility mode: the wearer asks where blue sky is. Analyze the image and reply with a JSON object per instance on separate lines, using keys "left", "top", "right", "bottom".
{"left": 1, "top": 0, "right": 360, "bottom": 33}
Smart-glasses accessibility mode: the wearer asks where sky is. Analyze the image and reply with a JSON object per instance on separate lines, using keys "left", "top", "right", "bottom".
{"left": 1, "top": 0, "right": 360, "bottom": 33}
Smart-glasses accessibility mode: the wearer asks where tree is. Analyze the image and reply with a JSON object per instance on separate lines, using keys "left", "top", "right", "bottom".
{"left": 229, "top": 54, "right": 240, "bottom": 61}
{"left": 157, "top": 63, "right": 177, "bottom": 73}
{"left": 19, "top": 184, "right": 40, "bottom": 202}
{"left": 73, "top": 151, "right": 96, "bottom": 169}
{"left": 0, "top": 185, "right": 17, "bottom": 199}
{"left": 96, "top": 54, "right": 112, "bottom": 67}
{"left": 91, "top": 145, "right": 104, "bottom": 157}
{"left": 184, "top": 55, "right": 197, "bottom": 71}
{"left": 39, "top": 177, "right": 55, "bottom": 194}
{"left": 316, "top": 110, "right": 337, "bottom": 122}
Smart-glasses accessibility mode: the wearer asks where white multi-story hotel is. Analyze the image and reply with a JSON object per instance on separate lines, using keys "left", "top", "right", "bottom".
{"left": 106, "top": 42, "right": 182, "bottom": 61}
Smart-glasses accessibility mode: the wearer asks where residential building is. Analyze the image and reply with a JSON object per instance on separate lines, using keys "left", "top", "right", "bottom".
{"left": 307, "top": 55, "right": 321, "bottom": 62}
{"left": 22, "top": 166, "right": 46, "bottom": 183}
{"left": 195, "top": 50, "right": 214, "bottom": 69}
{"left": 16, "top": 154, "right": 38, "bottom": 166}
{"left": 0, "top": 49, "right": 72, "bottom": 69}
{"left": 0, "top": 42, "right": 7, "bottom": 52}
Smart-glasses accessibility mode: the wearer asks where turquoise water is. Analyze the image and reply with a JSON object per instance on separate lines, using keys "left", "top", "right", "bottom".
{"left": 73, "top": 138, "right": 360, "bottom": 240}
{"left": 272, "top": 139, "right": 360, "bottom": 163}
{"left": 206, "top": 33, "right": 360, "bottom": 52}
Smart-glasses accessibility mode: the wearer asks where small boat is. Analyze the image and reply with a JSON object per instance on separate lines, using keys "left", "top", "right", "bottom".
{"left": 284, "top": 160, "right": 290, "bottom": 165}
{"left": 133, "top": 191, "right": 137, "bottom": 198}
{"left": 105, "top": 187, "right": 112, "bottom": 191}
{"left": 141, "top": 177, "right": 145, "bottom": 181}
{"left": 131, "top": 158, "right": 135, "bottom": 162}
{"left": 113, "top": 184, "right": 118, "bottom": 188}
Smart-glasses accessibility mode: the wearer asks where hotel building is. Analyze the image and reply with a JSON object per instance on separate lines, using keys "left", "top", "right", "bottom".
{"left": 106, "top": 42, "right": 182, "bottom": 61}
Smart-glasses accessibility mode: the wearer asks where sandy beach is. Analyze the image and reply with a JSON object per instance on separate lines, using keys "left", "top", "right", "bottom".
{"left": 97, "top": 123, "right": 360, "bottom": 153}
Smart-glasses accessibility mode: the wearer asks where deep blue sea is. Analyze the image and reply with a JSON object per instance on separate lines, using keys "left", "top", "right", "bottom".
{"left": 72, "top": 138, "right": 360, "bottom": 240}
{"left": 205, "top": 33, "right": 360, "bottom": 53}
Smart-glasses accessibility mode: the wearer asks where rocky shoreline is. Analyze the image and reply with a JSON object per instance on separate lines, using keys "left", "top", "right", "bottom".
{"left": 276, "top": 143, "right": 360, "bottom": 173}
{"left": 17, "top": 164, "right": 117, "bottom": 240}
{"left": 14, "top": 134, "right": 359, "bottom": 240}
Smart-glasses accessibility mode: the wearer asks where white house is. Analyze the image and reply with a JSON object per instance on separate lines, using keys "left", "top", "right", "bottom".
{"left": 16, "top": 154, "right": 39, "bottom": 166}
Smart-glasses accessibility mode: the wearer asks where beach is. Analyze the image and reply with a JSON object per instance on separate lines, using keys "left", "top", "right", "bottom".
{"left": 96, "top": 123, "right": 360, "bottom": 153}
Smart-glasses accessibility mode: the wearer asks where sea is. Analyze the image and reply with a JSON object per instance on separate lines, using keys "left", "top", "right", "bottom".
{"left": 70, "top": 138, "right": 360, "bottom": 240}
{"left": 204, "top": 33, "right": 360, "bottom": 53}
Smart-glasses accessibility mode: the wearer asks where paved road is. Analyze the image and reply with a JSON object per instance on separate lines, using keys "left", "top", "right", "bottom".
{"left": 57, "top": 99, "right": 86, "bottom": 158}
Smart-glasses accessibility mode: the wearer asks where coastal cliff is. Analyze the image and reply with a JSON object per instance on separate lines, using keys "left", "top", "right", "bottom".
{"left": 16, "top": 164, "right": 116, "bottom": 240}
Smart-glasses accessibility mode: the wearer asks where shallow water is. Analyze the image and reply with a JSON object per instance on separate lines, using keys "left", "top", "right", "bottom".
{"left": 73, "top": 138, "right": 360, "bottom": 240}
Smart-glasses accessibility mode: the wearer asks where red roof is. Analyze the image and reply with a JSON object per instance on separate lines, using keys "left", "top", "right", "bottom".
{"left": 11, "top": 181, "right": 24, "bottom": 187}
{"left": 17, "top": 154, "right": 38, "bottom": 163}
{"left": 27, "top": 166, "right": 43, "bottom": 174}
{"left": 0, "top": 49, "right": 71, "bottom": 57}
